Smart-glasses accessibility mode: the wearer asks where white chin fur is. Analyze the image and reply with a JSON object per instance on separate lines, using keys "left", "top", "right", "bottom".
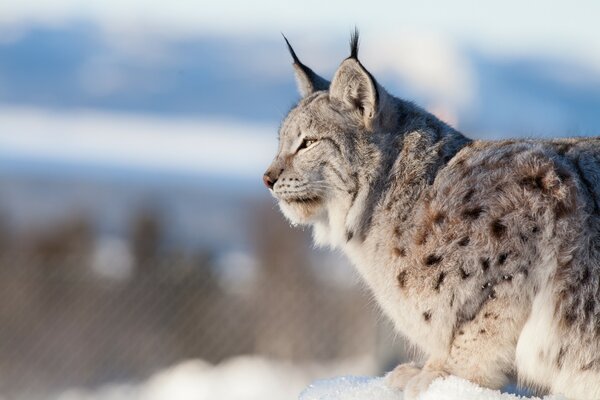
{"left": 278, "top": 200, "right": 323, "bottom": 226}
{"left": 279, "top": 202, "right": 302, "bottom": 225}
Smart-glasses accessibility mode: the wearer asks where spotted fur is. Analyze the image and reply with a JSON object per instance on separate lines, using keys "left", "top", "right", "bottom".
{"left": 264, "top": 33, "right": 600, "bottom": 400}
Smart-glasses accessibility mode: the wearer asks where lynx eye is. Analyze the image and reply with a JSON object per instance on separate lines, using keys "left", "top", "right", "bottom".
{"left": 297, "top": 138, "right": 318, "bottom": 152}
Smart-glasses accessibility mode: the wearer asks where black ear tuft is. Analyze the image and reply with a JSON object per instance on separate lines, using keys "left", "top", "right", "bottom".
{"left": 349, "top": 27, "right": 359, "bottom": 59}
{"left": 281, "top": 33, "right": 330, "bottom": 97}
{"left": 282, "top": 33, "right": 301, "bottom": 65}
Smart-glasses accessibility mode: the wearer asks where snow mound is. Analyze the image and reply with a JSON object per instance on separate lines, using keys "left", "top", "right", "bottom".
{"left": 300, "top": 375, "right": 567, "bottom": 400}
{"left": 300, "top": 376, "right": 400, "bottom": 400}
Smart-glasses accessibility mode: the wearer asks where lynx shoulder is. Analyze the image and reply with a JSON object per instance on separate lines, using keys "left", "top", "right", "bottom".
{"left": 263, "top": 32, "right": 600, "bottom": 400}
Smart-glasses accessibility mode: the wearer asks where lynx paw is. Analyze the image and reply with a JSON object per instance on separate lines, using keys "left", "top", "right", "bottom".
{"left": 403, "top": 369, "right": 448, "bottom": 400}
{"left": 384, "top": 362, "right": 421, "bottom": 390}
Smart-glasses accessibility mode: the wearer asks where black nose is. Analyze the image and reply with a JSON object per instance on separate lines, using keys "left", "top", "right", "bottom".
{"left": 263, "top": 174, "right": 276, "bottom": 189}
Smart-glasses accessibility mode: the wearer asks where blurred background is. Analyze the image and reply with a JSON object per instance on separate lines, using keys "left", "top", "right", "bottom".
{"left": 0, "top": 1, "right": 599, "bottom": 399}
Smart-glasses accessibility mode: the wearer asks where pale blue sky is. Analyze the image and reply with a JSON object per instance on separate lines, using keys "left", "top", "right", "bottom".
{"left": 2, "top": 0, "right": 600, "bottom": 68}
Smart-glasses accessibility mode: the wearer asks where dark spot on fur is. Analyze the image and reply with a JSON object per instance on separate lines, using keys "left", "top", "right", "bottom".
{"left": 494, "top": 184, "right": 505, "bottom": 194}
{"left": 458, "top": 236, "right": 470, "bottom": 246}
{"left": 457, "top": 310, "right": 479, "bottom": 324}
{"left": 459, "top": 267, "right": 471, "bottom": 279}
{"left": 484, "top": 312, "right": 492, "bottom": 318}
{"left": 581, "top": 268, "right": 590, "bottom": 283}
{"left": 397, "top": 270, "right": 407, "bottom": 289}
{"left": 521, "top": 266, "right": 529, "bottom": 278}
{"left": 555, "top": 200, "right": 574, "bottom": 219}
{"left": 463, "top": 189, "right": 475, "bottom": 203}
{"left": 556, "top": 166, "right": 572, "bottom": 183}
{"left": 462, "top": 206, "right": 484, "bottom": 220}
{"left": 434, "top": 271, "right": 446, "bottom": 291}
{"left": 393, "top": 247, "right": 406, "bottom": 257}
{"left": 532, "top": 225, "right": 540, "bottom": 234}
{"left": 563, "top": 311, "right": 576, "bottom": 326}
{"left": 584, "top": 298, "right": 595, "bottom": 320}
{"left": 480, "top": 258, "right": 490, "bottom": 271}
{"left": 450, "top": 293, "right": 455, "bottom": 307}
{"left": 346, "top": 230, "right": 354, "bottom": 242}
{"left": 488, "top": 289, "right": 497, "bottom": 300}
{"left": 520, "top": 175, "right": 545, "bottom": 191}
{"left": 423, "top": 311, "right": 432, "bottom": 322}
{"left": 497, "top": 253, "right": 509, "bottom": 265}
{"left": 458, "top": 329, "right": 465, "bottom": 336}
{"left": 556, "top": 347, "right": 566, "bottom": 369}
{"left": 519, "top": 233, "right": 529, "bottom": 243}
{"left": 555, "top": 143, "right": 573, "bottom": 156}
{"left": 490, "top": 219, "right": 507, "bottom": 238}
{"left": 479, "top": 329, "right": 486, "bottom": 334}
{"left": 433, "top": 211, "right": 446, "bottom": 225}
{"left": 425, "top": 254, "right": 443, "bottom": 266}
{"left": 394, "top": 226, "right": 402, "bottom": 236}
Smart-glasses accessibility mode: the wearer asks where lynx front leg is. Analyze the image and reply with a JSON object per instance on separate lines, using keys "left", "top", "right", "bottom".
{"left": 399, "top": 301, "right": 528, "bottom": 399}
{"left": 385, "top": 362, "right": 447, "bottom": 400}
{"left": 385, "top": 362, "right": 421, "bottom": 389}
{"left": 403, "top": 360, "right": 449, "bottom": 400}
{"left": 386, "top": 361, "right": 448, "bottom": 398}
{"left": 442, "top": 300, "right": 529, "bottom": 392}
{"left": 398, "top": 341, "right": 509, "bottom": 400}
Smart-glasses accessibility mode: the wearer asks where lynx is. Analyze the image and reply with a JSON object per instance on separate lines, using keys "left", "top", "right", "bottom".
{"left": 263, "top": 31, "right": 600, "bottom": 400}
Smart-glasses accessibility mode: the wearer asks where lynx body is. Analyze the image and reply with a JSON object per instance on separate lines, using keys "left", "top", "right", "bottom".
{"left": 264, "top": 33, "right": 600, "bottom": 400}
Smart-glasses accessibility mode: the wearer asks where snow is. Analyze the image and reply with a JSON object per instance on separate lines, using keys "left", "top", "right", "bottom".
{"left": 300, "top": 376, "right": 400, "bottom": 400}
{"left": 56, "top": 357, "right": 310, "bottom": 400}
{"left": 300, "top": 375, "right": 567, "bottom": 400}
{"left": 52, "top": 356, "right": 375, "bottom": 400}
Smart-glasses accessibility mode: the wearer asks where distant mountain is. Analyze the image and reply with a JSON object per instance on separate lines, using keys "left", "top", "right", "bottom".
{"left": 0, "top": 25, "right": 297, "bottom": 122}
{"left": 0, "top": 24, "right": 599, "bottom": 136}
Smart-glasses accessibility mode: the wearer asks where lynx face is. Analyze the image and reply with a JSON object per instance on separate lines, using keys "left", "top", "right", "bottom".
{"left": 264, "top": 34, "right": 379, "bottom": 228}
{"left": 264, "top": 93, "right": 357, "bottom": 225}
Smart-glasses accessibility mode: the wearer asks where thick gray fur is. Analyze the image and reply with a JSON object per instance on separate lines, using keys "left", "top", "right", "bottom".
{"left": 264, "top": 33, "right": 600, "bottom": 400}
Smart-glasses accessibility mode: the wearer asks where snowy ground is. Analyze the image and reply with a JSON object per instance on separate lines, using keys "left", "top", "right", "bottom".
{"left": 50, "top": 356, "right": 375, "bottom": 400}
{"left": 300, "top": 375, "right": 566, "bottom": 400}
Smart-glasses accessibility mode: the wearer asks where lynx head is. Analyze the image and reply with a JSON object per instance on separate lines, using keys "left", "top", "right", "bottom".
{"left": 263, "top": 31, "right": 396, "bottom": 237}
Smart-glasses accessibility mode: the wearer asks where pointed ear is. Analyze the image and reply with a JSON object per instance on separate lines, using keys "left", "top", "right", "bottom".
{"left": 329, "top": 30, "right": 379, "bottom": 129}
{"left": 329, "top": 59, "right": 378, "bottom": 123}
{"left": 283, "top": 35, "right": 329, "bottom": 98}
